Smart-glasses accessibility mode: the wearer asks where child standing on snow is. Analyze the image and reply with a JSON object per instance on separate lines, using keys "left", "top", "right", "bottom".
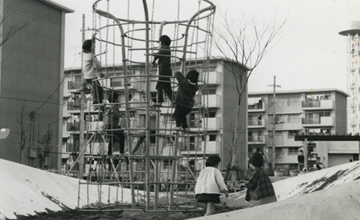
{"left": 152, "top": 35, "right": 173, "bottom": 106}
{"left": 173, "top": 70, "right": 199, "bottom": 132}
{"left": 82, "top": 38, "right": 104, "bottom": 105}
{"left": 194, "top": 155, "right": 228, "bottom": 216}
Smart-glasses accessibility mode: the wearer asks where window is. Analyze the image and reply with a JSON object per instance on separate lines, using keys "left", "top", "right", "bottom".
{"left": 287, "top": 97, "right": 300, "bottom": 106}
{"left": 289, "top": 164, "right": 298, "bottom": 170}
{"left": 288, "top": 147, "right": 299, "bottom": 155}
{"left": 163, "top": 159, "right": 172, "bottom": 169}
{"left": 288, "top": 115, "right": 299, "bottom": 123}
{"left": 275, "top": 148, "right": 283, "bottom": 157}
{"left": 204, "top": 110, "right": 216, "bottom": 118}
{"left": 111, "top": 78, "right": 122, "bottom": 87}
{"left": 275, "top": 131, "right": 283, "bottom": 139}
{"left": 209, "top": 134, "right": 216, "bottom": 141}
{"left": 288, "top": 130, "right": 298, "bottom": 137}
{"left": 150, "top": 92, "right": 157, "bottom": 102}
{"left": 202, "top": 87, "right": 216, "bottom": 95}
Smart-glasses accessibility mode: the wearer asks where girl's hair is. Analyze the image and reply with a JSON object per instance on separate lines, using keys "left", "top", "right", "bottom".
{"left": 205, "top": 155, "right": 221, "bottom": 167}
{"left": 159, "top": 35, "right": 171, "bottom": 46}
{"left": 249, "top": 152, "right": 263, "bottom": 168}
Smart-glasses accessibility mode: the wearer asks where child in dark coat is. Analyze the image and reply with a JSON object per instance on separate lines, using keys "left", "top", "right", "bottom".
{"left": 244, "top": 152, "right": 277, "bottom": 207}
{"left": 153, "top": 35, "right": 173, "bottom": 106}
{"left": 173, "top": 70, "right": 199, "bottom": 132}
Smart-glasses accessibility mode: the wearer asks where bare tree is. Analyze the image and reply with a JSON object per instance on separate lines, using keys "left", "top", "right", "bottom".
{"left": 37, "top": 129, "right": 53, "bottom": 169}
{"left": 0, "top": 1, "right": 31, "bottom": 47}
{"left": 213, "top": 14, "right": 286, "bottom": 178}
{"left": 12, "top": 105, "right": 30, "bottom": 164}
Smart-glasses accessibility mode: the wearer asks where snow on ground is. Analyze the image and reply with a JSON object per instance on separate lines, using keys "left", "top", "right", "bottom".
{"left": 0, "top": 159, "right": 139, "bottom": 220}
{"left": 219, "top": 161, "right": 360, "bottom": 207}
{"left": 1, "top": 159, "right": 360, "bottom": 220}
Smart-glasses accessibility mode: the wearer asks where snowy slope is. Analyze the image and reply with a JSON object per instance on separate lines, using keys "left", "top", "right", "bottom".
{"left": 222, "top": 161, "right": 360, "bottom": 207}
{"left": 1, "top": 159, "right": 360, "bottom": 220}
{"left": 0, "top": 159, "right": 136, "bottom": 220}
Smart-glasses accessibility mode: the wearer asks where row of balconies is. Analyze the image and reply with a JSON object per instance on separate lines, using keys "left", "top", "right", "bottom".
{"left": 248, "top": 99, "right": 334, "bottom": 112}
{"left": 61, "top": 140, "right": 221, "bottom": 159}
{"left": 64, "top": 94, "right": 221, "bottom": 115}
{"left": 66, "top": 71, "right": 221, "bottom": 91}
{"left": 248, "top": 134, "right": 302, "bottom": 146}
{"left": 248, "top": 116, "right": 334, "bottom": 129}
{"left": 63, "top": 117, "right": 221, "bottom": 134}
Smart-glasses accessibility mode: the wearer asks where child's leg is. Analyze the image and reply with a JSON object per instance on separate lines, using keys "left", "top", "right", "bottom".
{"left": 156, "top": 87, "right": 164, "bottom": 103}
{"left": 173, "top": 106, "right": 182, "bottom": 127}
{"left": 205, "top": 202, "right": 215, "bottom": 216}
{"left": 164, "top": 84, "right": 173, "bottom": 102}
{"left": 132, "top": 135, "right": 145, "bottom": 154}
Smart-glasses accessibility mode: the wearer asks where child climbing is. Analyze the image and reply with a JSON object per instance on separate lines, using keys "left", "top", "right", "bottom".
{"left": 152, "top": 35, "right": 173, "bottom": 106}
{"left": 82, "top": 38, "right": 104, "bottom": 105}
{"left": 243, "top": 152, "right": 277, "bottom": 207}
{"left": 131, "top": 111, "right": 157, "bottom": 154}
{"left": 105, "top": 92, "right": 125, "bottom": 160}
{"left": 194, "top": 155, "right": 228, "bottom": 216}
{"left": 173, "top": 69, "right": 199, "bottom": 133}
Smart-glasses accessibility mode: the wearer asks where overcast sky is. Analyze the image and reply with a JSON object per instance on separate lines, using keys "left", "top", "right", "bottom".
{"left": 54, "top": 0, "right": 359, "bottom": 93}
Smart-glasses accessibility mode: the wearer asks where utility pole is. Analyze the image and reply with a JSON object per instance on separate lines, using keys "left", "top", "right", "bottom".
{"left": 268, "top": 76, "right": 281, "bottom": 171}
{"left": 78, "top": 14, "right": 85, "bottom": 179}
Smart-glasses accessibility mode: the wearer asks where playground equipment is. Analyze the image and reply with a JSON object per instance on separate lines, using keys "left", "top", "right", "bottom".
{"left": 66, "top": 0, "right": 216, "bottom": 212}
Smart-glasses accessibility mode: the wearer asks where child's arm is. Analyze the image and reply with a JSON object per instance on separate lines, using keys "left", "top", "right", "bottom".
{"left": 215, "top": 169, "right": 228, "bottom": 197}
{"left": 246, "top": 170, "right": 260, "bottom": 190}
{"left": 174, "top": 71, "right": 187, "bottom": 84}
{"left": 92, "top": 56, "right": 102, "bottom": 70}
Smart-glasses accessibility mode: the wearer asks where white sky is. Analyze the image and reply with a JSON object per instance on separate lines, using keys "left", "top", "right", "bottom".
{"left": 54, "top": 0, "right": 360, "bottom": 93}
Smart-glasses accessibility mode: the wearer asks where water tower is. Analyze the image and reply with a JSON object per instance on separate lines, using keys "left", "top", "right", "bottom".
{"left": 339, "top": 21, "right": 360, "bottom": 134}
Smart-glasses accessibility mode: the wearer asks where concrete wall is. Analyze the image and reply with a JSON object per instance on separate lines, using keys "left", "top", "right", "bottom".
{"left": 334, "top": 91, "right": 347, "bottom": 133}
{"left": 221, "top": 60, "right": 248, "bottom": 171}
{"left": 0, "top": 0, "right": 66, "bottom": 169}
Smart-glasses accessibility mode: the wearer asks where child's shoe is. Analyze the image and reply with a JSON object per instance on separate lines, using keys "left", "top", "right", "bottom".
{"left": 183, "top": 128, "right": 190, "bottom": 133}
{"left": 172, "top": 126, "right": 183, "bottom": 134}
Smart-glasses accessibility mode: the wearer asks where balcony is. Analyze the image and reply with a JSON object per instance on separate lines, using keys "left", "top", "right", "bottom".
{"left": 248, "top": 135, "right": 266, "bottom": 144}
{"left": 67, "top": 122, "right": 80, "bottom": 132}
{"left": 207, "top": 71, "right": 221, "bottom": 85}
{"left": 181, "top": 141, "right": 221, "bottom": 155}
{"left": 248, "top": 119, "right": 266, "bottom": 128}
{"left": 194, "top": 94, "right": 220, "bottom": 107}
{"left": 302, "top": 100, "right": 334, "bottom": 110}
{"left": 99, "top": 78, "right": 135, "bottom": 90}
{"left": 202, "top": 117, "right": 220, "bottom": 130}
{"left": 67, "top": 102, "right": 80, "bottom": 112}
{"left": 248, "top": 102, "right": 266, "bottom": 112}
{"left": 301, "top": 116, "right": 334, "bottom": 127}
{"left": 68, "top": 81, "right": 81, "bottom": 91}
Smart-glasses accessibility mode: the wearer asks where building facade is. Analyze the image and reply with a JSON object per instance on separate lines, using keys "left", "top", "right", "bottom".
{"left": 0, "top": 0, "right": 73, "bottom": 169}
{"left": 248, "top": 89, "right": 350, "bottom": 171}
{"left": 61, "top": 58, "right": 247, "bottom": 174}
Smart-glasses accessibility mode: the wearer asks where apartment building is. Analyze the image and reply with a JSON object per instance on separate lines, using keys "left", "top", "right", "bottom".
{"left": 248, "top": 88, "right": 354, "bottom": 171}
{"left": 0, "top": 0, "right": 73, "bottom": 169}
{"left": 61, "top": 57, "right": 248, "bottom": 173}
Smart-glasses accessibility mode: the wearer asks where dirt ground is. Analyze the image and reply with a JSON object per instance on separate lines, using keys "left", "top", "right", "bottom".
{"left": 12, "top": 204, "right": 241, "bottom": 220}
{"left": 11, "top": 192, "right": 243, "bottom": 220}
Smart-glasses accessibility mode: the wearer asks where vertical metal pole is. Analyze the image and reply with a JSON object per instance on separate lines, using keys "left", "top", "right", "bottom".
{"left": 169, "top": 135, "right": 179, "bottom": 210}
{"left": 142, "top": 0, "right": 151, "bottom": 210}
{"left": 154, "top": 111, "right": 160, "bottom": 209}
{"left": 79, "top": 14, "right": 85, "bottom": 180}
{"left": 271, "top": 76, "right": 276, "bottom": 171}
{"left": 304, "top": 138, "right": 308, "bottom": 170}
